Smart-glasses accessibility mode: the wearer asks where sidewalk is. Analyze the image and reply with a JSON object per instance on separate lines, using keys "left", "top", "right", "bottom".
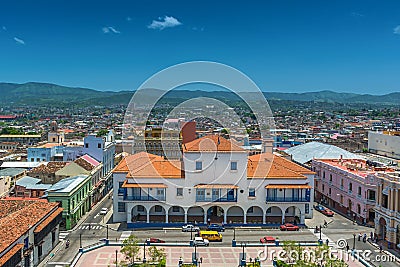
{"left": 38, "top": 190, "right": 114, "bottom": 267}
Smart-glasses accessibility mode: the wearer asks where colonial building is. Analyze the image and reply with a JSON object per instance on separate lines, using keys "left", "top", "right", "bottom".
{"left": 0, "top": 198, "right": 62, "bottom": 267}
{"left": 374, "top": 171, "right": 400, "bottom": 250}
{"left": 46, "top": 175, "right": 91, "bottom": 230}
{"left": 312, "top": 158, "right": 383, "bottom": 225}
{"left": 113, "top": 135, "right": 314, "bottom": 228}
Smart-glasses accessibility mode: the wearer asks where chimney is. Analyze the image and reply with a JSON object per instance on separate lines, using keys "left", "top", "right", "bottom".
{"left": 262, "top": 137, "right": 274, "bottom": 154}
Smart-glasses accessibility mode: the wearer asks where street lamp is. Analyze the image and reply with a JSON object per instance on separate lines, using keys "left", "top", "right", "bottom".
{"left": 143, "top": 240, "right": 147, "bottom": 263}
{"left": 233, "top": 227, "right": 236, "bottom": 240}
{"left": 319, "top": 225, "right": 322, "bottom": 241}
{"left": 353, "top": 233, "right": 356, "bottom": 250}
{"left": 115, "top": 249, "right": 118, "bottom": 267}
{"left": 106, "top": 225, "right": 109, "bottom": 240}
{"left": 80, "top": 233, "right": 82, "bottom": 248}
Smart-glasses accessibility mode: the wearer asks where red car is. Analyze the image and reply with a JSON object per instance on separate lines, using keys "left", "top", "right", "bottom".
{"left": 260, "top": 236, "right": 276, "bottom": 244}
{"left": 146, "top": 238, "right": 165, "bottom": 243}
{"left": 322, "top": 209, "right": 334, "bottom": 217}
{"left": 280, "top": 223, "right": 300, "bottom": 231}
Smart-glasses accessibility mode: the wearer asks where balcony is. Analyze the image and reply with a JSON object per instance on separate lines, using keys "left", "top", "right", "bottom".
{"left": 266, "top": 197, "right": 309, "bottom": 202}
{"left": 196, "top": 196, "right": 237, "bottom": 202}
{"left": 123, "top": 195, "right": 165, "bottom": 201}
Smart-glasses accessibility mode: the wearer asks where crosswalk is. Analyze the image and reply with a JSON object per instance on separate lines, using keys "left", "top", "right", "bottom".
{"left": 78, "top": 224, "right": 103, "bottom": 230}
{"left": 59, "top": 231, "right": 69, "bottom": 241}
{"left": 118, "top": 231, "right": 132, "bottom": 242}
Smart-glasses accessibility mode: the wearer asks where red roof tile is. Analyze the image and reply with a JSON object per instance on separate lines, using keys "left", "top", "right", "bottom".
{"left": 183, "top": 135, "right": 245, "bottom": 152}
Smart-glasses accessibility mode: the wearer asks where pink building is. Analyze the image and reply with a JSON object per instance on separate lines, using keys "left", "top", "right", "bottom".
{"left": 312, "top": 158, "right": 390, "bottom": 225}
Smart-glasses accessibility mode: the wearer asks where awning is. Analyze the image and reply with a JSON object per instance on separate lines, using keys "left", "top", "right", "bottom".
{"left": 265, "top": 184, "right": 311, "bottom": 189}
{"left": 194, "top": 184, "right": 239, "bottom": 189}
{"left": 121, "top": 181, "right": 167, "bottom": 188}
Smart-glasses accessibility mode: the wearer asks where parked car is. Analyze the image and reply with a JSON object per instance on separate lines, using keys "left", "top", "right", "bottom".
{"left": 207, "top": 224, "right": 225, "bottom": 232}
{"left": 322, "top": 208, "right": 334, "bottom": 217}
{"left": 280, "top": 223, "right": 300, "bottom": 231}
{"left": 100, "top": 208, "right": 108, "bottom": 215}
{"left": 260, "top": 236, "right": 276, "bottom": 244}
{"left": 182, "top": 224, "right": 200, "bottom": 232}
{"left": 314, "top": 204, "right": 325, "bottom": 213}
{"left": 193, "top": 237, "right": 209, "bottom": 246}
{"left": 146, "top": 238, "right": 165, "bottom": 243}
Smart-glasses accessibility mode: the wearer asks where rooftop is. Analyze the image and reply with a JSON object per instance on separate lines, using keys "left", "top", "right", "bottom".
{"left": 315, "top": 158, "right": 393, "bottom": 178}
{"left": 285, "top": 141, "right": 362, "bottom": 164}
{"left": 0, "top": 199, "right": 59, "bottom": 255}
{"left": 47, "top": 175, "right": 89, "bottom": 193}
{"left": 28, "top": 161, "right": 69, "bottom": 175}
{"left": 247, "top": 153, "right": 307, "bottom": 179}
{"left": 114, "top": 152, "right": 183, "bottom": 178}
{"left": 0, "top": 168, "right": 26, "bottom": 177}
{"left": 183, "top": 135, "right": 245, "bottom": 153}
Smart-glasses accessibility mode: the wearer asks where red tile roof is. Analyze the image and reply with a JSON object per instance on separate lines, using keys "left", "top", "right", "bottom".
{"left": 114, "top": 152, "right": 183, "bottom": 178}
{"left": 28, "top": 162, "right": 69, "bottom": 175}
{"left": 247, "top": 153, "right": 307, "bottom": 179}
{"left": 0, "top": 199, "right": 59, "bottom": 254}
{"left": 183, "top": 135, "right": 245, "bottom": 152}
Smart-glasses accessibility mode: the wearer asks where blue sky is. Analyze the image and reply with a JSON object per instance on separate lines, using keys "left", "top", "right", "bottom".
{"left": 1, "top": 0, "right": 400, "bottom": 94}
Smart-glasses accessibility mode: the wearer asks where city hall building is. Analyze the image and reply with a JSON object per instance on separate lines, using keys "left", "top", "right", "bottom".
{"left": 112, "top": 135, "right": 315, "bottom": 228}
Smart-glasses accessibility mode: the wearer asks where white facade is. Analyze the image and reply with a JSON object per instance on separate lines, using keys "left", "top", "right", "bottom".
{"left": 113, "top": 136, "right": 314, "bottom": 227}
{"left": 368, "top": 131, "right": 400, "bottom": 160}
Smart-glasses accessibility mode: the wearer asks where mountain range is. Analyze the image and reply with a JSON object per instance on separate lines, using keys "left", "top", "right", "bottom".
{"left": 0, "top": 82, "right": 399, "bottom": 106}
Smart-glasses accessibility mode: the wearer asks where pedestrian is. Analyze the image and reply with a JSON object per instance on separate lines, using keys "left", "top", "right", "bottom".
{"left": 370, "top": 232, "right": 373, "bottom": 240}
{"left": 326, "top": 239, "right": 329, "bottom": 246}
{"left": 324, "top": 220, "right": 327, "bottom": 228}
{"left": 179, "top": 256, "right": 183, "bottom": 266}
{"left": 358, "top": 233, "right": 362, "bottom": 241}
{"left": 363, "top": 233, "right": 367, "bottom": 243}
{"left": 379, "top": 244, "right": 383, "bottom": 253}
{"left": 207, "top": 218, "right": 211, "bottom": 225}
{"left": 346, "top": 244, "right": 350, "bottom": 251}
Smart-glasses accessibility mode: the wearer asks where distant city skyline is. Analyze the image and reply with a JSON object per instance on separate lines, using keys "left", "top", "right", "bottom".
{"left": 1, "top": 1, "right": 400, "bottom": 94}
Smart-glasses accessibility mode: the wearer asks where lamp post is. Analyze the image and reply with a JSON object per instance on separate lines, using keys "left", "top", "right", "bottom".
{"left": 115, "top": 249, "right": 118, "bottom": 267}
{"left": 106, "top": 225, "right": 109, "bottom": 240}
{"left": 143, "top": 240, "right": 147, "bottom": 263}
{"left": 193, "top": 244, "right": 198, "bottom": 266}
{"left": 233, "top": 227, "right": 236, "bottom": 240}
{"left": 79, "top": 233, "right": 82, "bottom": 248}
{"left": 319, "top": 225, "right": 322, "bottom": 240}
{"left": 353, "top": 233, "right": 356, "bottom": 250}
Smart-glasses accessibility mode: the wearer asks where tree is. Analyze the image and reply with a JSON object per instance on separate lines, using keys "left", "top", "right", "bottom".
{"left": 120, "top": 234, "right": 140, "bottom": 265}
{"left": 148, "top": 246, "right": 166, "bottom": 263}
{"left": 96, "top": 129, "right": 109, "bottom": 137}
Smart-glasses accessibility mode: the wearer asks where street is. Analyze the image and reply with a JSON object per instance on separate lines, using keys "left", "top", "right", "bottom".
{"left": 46, "top": 201, "right": 399, "bottom": 267}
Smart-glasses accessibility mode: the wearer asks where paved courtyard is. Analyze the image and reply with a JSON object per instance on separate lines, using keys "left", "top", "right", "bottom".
{"left": 76, "top": 245, "right": 366, "bottom": 267}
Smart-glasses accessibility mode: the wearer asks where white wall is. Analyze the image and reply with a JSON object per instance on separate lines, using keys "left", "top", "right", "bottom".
{"left": 368, "top": 131, "right": 400, "bottom": 159}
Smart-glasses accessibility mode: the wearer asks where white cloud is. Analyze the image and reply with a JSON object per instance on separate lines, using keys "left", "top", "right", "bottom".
{"left": 394, "top": 25, "right": 400, "bottom": 35}
{"left": 2, "top": 26, "right": 6, "bottom": 31}
{"left": 102, "top": 26, "right": 121, "bottom": 34}
{"left": 126, "top": 17, "right": 132, "bottom": 22}
{"left": 351, "top": 12, "right": 365, "bottom": 17}
{"left": 148, "top": 16, "right": 182, "bottom": 30}
{"left": 14, "top": 37, "right": 25, "bottom": 45}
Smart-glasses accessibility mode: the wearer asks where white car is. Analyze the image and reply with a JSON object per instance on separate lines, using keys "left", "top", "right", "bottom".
{"left": 182, "top": 224, "right": 200, "bottom": 232}
{"left": 193, "top": 237, "right": 209, "bottom": 246}
{"left": 100, "top": 208, "right": 108, "bottom": 215}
